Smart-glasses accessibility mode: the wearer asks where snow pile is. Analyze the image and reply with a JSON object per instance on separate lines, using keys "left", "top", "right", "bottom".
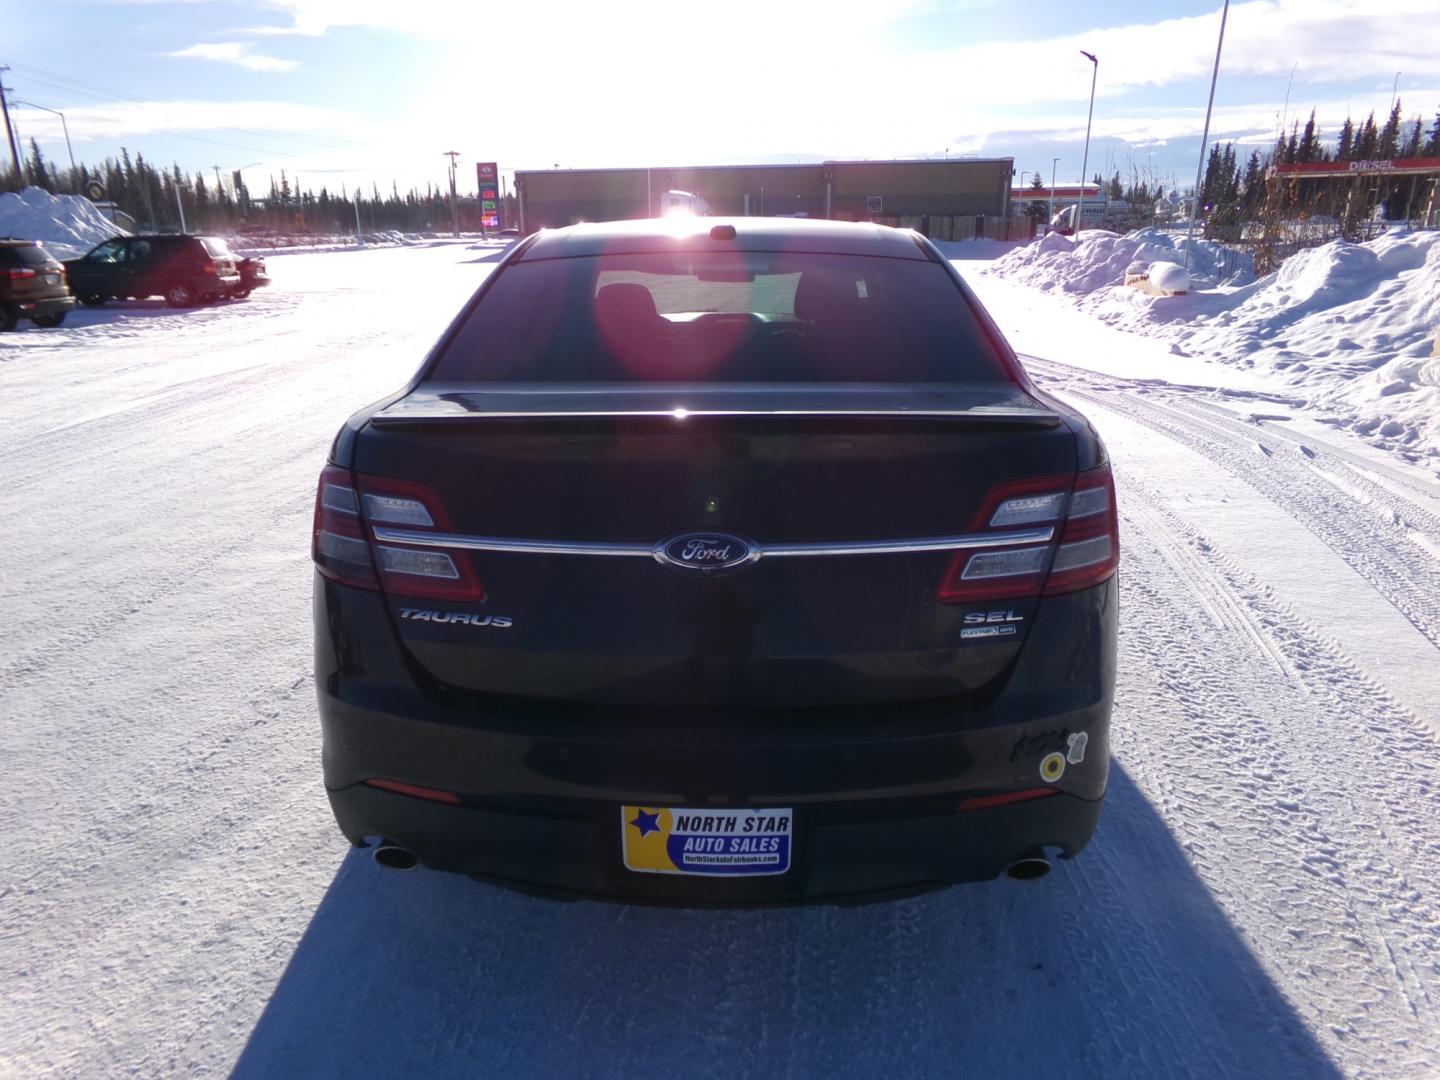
{"left": 983, "top": 228, "right": 1440, "bottom": 462}
{"left": 0, "top": 186, "right": 124, "bottom": 258}
{"left": 990, "top": 227, "right": 1254, "bottom": 293}
{"left": 1182, "top": 232, "right": 1440, "bottom": 456}
{"left": 1147, "top": 262, "right": 1190, "bottom": 294}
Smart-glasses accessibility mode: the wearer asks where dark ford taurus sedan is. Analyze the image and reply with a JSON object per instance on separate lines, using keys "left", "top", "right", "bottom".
{"left": 312, "top": 218, "right": 1117, "bottom": 904}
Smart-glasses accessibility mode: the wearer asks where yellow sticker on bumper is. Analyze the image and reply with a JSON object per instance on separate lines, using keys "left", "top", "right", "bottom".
{"left": 621, "top": 806, "right": 793, "bottom": 876}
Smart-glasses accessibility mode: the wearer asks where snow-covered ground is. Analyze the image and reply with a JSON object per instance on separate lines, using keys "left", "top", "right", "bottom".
{"left": 2, "top": 242, "right": 1439, "bottom": 1079}
{"left": 989, "top": 228, "right": 1440, "bottom": 466}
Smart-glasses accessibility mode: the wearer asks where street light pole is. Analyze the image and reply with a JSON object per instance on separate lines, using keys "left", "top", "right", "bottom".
{"left": 1078, "top": 51, "right": 1098, "bottom": 233}
{"left": 1183, "top": 0, "right": 1231, "bottom": 271}
{"left": 13, "top": 100, "right": 75, "bottom": 183}
{"left": 1049, "top": 157, "right": 1060, "bottom": 225}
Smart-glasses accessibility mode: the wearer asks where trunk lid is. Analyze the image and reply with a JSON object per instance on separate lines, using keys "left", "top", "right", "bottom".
{"left": 353, "top": 383, "right": 1077, "bottom": 708}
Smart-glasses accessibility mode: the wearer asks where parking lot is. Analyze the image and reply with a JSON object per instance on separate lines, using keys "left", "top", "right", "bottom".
{"left": 2, "top": 241, "right": 1437, "bottom": 1078}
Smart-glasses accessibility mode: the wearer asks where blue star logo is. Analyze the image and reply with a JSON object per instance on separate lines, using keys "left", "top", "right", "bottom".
{"left": 630, "top": 809, "right": 661, "bottom": 837}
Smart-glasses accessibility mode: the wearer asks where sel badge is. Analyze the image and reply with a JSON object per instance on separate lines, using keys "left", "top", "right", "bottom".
{"left": 622, "top": 806, "right": 792, "bottom": 876}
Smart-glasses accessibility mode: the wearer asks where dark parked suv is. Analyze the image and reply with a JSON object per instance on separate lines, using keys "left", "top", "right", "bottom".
{"left": 0, "top": 239, "right": 75, "bottom": 330}
{"left": 64, "top": 234, "right": 242, "bottom": 308}
{"left": 313, "top": 218, "right": 1118, "bottom": 904}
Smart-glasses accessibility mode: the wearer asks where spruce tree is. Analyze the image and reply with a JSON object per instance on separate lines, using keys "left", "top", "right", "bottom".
{"left": 26, "top": 138, "right": 54, "bottom": 190}
{"left": 1356, "top": 112, "right": 1379, "bottom": 160}
{"left": 1297, "top": 110, "right": 1319, "bottom": 162}
{"left": 1378, "top": 100, "right": 1402, "bottom": 159}
{"left": 1336, "top": 118, "right": 1354, "bottom": 161}
{"left": 1025, "top": 172, "right": 1048, "bottom": 220}
{"left": 1400, "top": 118, "right": 1422, "bottom": 158}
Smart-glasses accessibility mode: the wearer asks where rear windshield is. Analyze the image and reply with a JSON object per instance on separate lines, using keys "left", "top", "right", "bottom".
{"left": 201, "top": 238, "right": 233, "bottom": 257}
{"left": 431, "top": 251, "right": 1010, "bottom": 384}
{"left": 0, "top": 245, "right": 53, "bottom": 267}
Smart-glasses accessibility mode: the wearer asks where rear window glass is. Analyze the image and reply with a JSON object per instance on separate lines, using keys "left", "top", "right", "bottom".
{"left": 431, "top": 252, "right": 1009, "bottom": 384}
{"left": 201, "top": 238, "right": 232, "bottom": 257}
{"left": 0, "top": 245, "right": 53, "bottom": 267}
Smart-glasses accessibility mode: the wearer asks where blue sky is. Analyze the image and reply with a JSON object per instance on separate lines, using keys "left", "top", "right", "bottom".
{"left": 3, "top": 0, "right": 1437, "bottom": 199}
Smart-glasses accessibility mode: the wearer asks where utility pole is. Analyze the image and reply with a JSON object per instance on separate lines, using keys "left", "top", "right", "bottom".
{"left": 0, "top": 67, "right": 24, "bottom": 185}
{"left": 1078, "top": 51, "right": 1098, "bottom": 234}
{"left": 443, "top": 151, "right": 460, "bottom": 237}
{"left": 1183, "top": 0, "right": 1230, "bottom": 271}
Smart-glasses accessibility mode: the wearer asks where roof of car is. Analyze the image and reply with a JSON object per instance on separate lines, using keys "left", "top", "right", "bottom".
{"left": 516, "top": 217, "right": 931, "bottom": 261}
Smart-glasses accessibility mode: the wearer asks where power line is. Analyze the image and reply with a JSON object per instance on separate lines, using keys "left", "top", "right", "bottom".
{"left": 7, "top": 60, "right": 361, "bottom": 150}
{"left": 1, "top": 60, "right": 368, "bottom": 154}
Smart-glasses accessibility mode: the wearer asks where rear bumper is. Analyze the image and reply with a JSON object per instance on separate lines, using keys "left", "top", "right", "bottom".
{"left": 315, "top": 573, "right": 1116, "bottom": 903}
{"left": 329, "top": 781, "right": 1103, "bottom": 905}
{"left": 11, "top": 293, "right": 75, "bottom": 317}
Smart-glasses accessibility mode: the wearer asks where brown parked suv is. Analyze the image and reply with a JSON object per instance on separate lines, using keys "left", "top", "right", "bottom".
{"left": 0, "top": 239, "right": 76, "bottom": 330}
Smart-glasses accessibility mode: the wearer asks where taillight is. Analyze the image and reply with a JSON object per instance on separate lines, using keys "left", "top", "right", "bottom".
{"left": 355, "top": 474, "right": 486, "bottom": 601}
{"left": 938, "top": 473, "right": 1070, "bottom": 603}
{"left": 312, "top": 467, "right": 486, "bottom": 601}
{"left": 938, "top": 464, "right": 1119, "bottom": 603}
{"left": 313, "top": 465, "right": 379, "bottom": 590}
{"left": 1044, "top": 464, "right": 1119, "bottom": 595}
{"left": 3, "top": 268, "right": 36, "bottom": 281}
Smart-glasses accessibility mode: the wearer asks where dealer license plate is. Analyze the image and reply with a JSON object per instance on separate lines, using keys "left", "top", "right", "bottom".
{"left": 621, "top": 806, "right": 792, "bottom": 876}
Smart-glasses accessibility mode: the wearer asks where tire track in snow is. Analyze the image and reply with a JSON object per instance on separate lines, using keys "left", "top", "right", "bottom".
{"left": 1158, "top": 398, "right": 1440, "bottom": 551}
{"left": 1182, "top": 396, "right": 1440, "bottom": 510}
{"left": 0, "top": 312, "right": 451, "bottom": 695}
{"left": 1023, "top": 356, "right": 1440, "bottom": 654}
{"left": 1109, "top": 465, "right": 1440, "bottom": 1076}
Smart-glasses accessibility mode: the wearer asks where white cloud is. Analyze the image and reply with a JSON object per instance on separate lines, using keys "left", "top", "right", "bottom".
{"left": 22, "top": 100, "right": 350, "bottom": 143}
{"left": 944, "top": 88, "right": 1440, "bottom": 153}
{"left": 167, "top": 42, "right": 298, "bottom": 72}
{"left": 241, "top": 0, "right": 933, "bottom": 37}
{"left": 893, "top": 0, "right": 1440, "bottom": 111}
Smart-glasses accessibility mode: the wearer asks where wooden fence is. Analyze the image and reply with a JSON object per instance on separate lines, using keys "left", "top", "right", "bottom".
{"left": 894, "top": 215, "right": 1036, "bottom": 242}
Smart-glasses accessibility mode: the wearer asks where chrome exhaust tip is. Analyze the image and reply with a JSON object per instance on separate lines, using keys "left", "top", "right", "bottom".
{"left": 1005, "top": 855, "right": 1051, "bottom": 881}
{"left": 373, "top": 843, "right": 419, "bottom": 871}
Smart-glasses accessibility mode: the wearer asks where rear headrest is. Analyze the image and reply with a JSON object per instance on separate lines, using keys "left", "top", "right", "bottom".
{"left": 594, "top": 282, "right": 659, "bottom": 328}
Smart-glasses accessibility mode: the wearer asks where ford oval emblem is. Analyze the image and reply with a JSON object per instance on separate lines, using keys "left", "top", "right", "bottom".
{"left": 654, "top": 531, "right": 760, "bottom": 571}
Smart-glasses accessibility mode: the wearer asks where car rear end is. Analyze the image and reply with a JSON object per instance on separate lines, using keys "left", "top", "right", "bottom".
{"left": 313, "top": 220, "right": 1117, "bottom": 904}
{"left": 192, "top": 237, "right": 242, "bottom": 300}
{"left": 0, "top": 241, "right": 75, "bottom": 329}
{"left": 235, "top": 254, "right": 269, "bottom": 296}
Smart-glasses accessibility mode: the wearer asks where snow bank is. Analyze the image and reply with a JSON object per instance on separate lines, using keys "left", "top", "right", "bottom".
{"left": 983, "top": 227, "right": 1440, "bottom": 462}
{"left": 0, "top": 186, "right": 124, "bottom": 258}
{"left": 990, "top": 226, "right": 1254, "bottom": 293}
